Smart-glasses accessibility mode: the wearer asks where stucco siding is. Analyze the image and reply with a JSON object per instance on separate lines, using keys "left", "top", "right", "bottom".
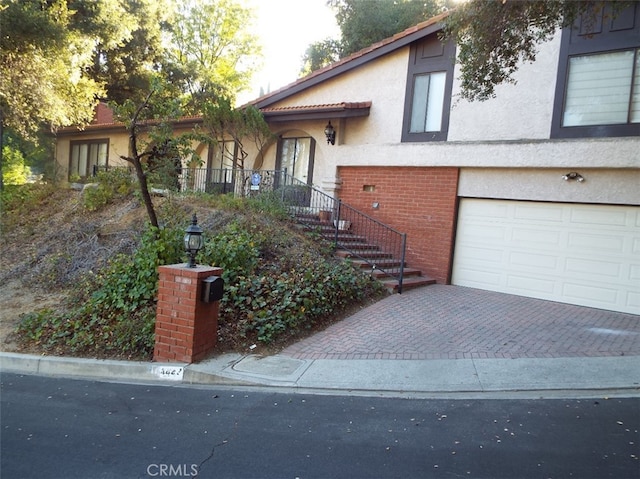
{"left": 448, "top": 35, "right": 561, "bottom": 142}
{"left": 268, "top": 48, "right": 411, "bottom": 145}
{"left": 458, "top": 168, "right": 640, "bottom": 206}
{"left": 328, "top": 137, "right": 639, "bottom": 169}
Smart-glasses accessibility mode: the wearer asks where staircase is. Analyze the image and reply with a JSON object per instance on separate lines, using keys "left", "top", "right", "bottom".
{"left": 297, "top": 213, "right": 436, "bottom": 293}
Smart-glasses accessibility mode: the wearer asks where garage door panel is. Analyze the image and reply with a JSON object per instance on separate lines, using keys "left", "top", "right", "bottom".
{"left": 511, "top": 227, "right": 562, "bottom": 246}
{"left": 455, "top": 267, "right": 502, "bottom": 286}
{"left": 564, "top": 257, "right": 621, "bottom": 279}
{"left": 456, "top": 246, "right": 504, "bottom": 264}
{"left": 567, "top": 232, "right": 625, "bottom": 253}
{"left": 570, "top": 207, "right": 629, "bottom": 227}
{"left": 630, "top": 264, "right": 640, "bottom": 281}
{"left": 514, "top": 204, "right": 564, "bottom": 222}
{"left": 506, "top": 275, "right": 557, "bottom": 295}
{"left": 453, "top": 199, "right": 640, "bottom": 314}
{"left": 510, "top": 251, "right": 558, "bottom": 270}
{"left": 562, "top": 282, "right": 619, "bottom": 306}
{"left": 628, "top": 291, "right": 640, "bottom": 309}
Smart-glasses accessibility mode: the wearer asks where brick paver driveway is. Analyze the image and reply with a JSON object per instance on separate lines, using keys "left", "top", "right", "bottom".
{"left": 282, "top": 285, "right": 640, "bottom": 360}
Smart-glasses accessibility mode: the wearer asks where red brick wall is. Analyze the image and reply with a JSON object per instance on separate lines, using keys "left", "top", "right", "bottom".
{"left": 155, "top": 265, "right": 223, "bottom": 363}
{"left": 337, "top": 166, "right": 459, "bottom": 284}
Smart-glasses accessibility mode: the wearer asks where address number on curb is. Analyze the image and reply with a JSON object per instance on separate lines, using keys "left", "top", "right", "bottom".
{"left": 150, "top": 365, "right": 184, "bottom": 381}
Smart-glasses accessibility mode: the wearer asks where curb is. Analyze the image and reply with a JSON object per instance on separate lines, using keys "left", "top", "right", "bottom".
{"left": 2, "top": 352, "right": 640, "bottom": 397}
{"left": 0, "top": 352, "right": 245, "bottom": 387}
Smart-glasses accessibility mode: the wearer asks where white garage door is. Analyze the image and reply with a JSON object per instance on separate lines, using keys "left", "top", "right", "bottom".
{"left": 452, "top": 199, "right": 640, "bottom": 314}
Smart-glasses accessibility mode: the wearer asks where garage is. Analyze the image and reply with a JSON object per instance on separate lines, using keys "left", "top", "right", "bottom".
{"left": 452, "top": 199, "right": 640, "bottom": 314}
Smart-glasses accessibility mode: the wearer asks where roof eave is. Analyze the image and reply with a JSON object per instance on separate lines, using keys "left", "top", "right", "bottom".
{"left": 262, "top": 105, "right": 370, "bottom": 123}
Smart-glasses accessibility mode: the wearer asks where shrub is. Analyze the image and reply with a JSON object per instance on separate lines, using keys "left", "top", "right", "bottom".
{"left": 82, "top": 168, "right": 135, "bottom": 211}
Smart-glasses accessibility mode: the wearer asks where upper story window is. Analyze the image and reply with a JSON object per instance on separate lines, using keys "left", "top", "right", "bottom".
{"left": 69, "top": 139, "right": 108, "bottom": 180}
{"left": 562, "top": 49, "right": 639, "bottom": 127}
{"left": 402, "top": 35, "right": 456, "bottom": 142}
{"left": 552, "top": 2, "right": 640, "bottom": 138}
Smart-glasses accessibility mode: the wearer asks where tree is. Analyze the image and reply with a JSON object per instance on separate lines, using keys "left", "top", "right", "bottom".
{"left": 0, "top": 0, "right": 104, "bottom": 139}
{"left": 201, "top": 97, "right": 274, "bottom": 173}
{"left": 441, "top": 0, "right": 613, "bottom": 102}
{"left": 83, "top": 0, "right": 174, "bottom": 105}
{"left": 300, "top": 39, "right": 342, "bottom": 76}
{"left": 332, "top": 0, "right": 443, "bottom": 56}
{"left": 113, "top": 80, "right": 204, "bottom": 228}
{"left": 165, "top": 0, "right": 261, "bottom": 109}
{"left": 0, "top": 0, "right": 167, "bottom": 189}
{"left": 301, "top": 0, "right": 442, "bottom": 74}
{"left": 1, "top": 137, "right": 30, "bottom": 185}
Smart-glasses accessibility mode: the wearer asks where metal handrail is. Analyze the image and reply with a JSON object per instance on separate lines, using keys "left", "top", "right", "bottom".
{"left": 277, "top": 174, "right": 406, "bottom": 293}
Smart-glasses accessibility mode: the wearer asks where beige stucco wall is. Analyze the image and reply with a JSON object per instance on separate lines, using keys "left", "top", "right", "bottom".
{"left": 448, "top": 36, "right": 561, "bottom": 142}
{"left": 458, "top": 168, "right": 640, "bottom": 205}
{"left": 54, "top": 132, "right": 130, "bottom": 180}
{"left": 55, "top": 126, "right": 209, "bottom": 181}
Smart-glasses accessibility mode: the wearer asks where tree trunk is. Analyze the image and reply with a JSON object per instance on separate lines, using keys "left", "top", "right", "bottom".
{"left": 0, "top": 108, "right": 4, "bottom": 192}
{"left": 127, "top": 91, "right": 159, "bottom": 229}
{"left": 128, "top": 130, "right": 159, "bottom": 229}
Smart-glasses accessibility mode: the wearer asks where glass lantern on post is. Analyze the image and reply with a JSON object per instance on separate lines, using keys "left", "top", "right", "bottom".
{"left": 184, "top": 213, "right": 204, "bottom": 268}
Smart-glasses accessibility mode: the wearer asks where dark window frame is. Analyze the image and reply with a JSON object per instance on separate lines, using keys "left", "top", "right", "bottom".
{"left": 551, "top": 2, "right": 640, "bottom": 139}
{"left": 275, "top": 135, "right": 316, "bottom": 185}
{"left": 401, "top": 34, "right": 456, "bottom": 143}
{"left": 68, "top": 138, "right": 109, "bottom": 179}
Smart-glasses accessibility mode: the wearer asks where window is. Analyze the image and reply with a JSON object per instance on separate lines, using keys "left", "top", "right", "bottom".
{"left": 410, "top": 72, "right": 447, "bottom": 133}
{"left": 402, "top": 35, "right": 455, "bottom": 142}
{"left": 562, "top": 49, "right": 639, "bottom": 127}
{"left": 551, "top": 2, "right": 640, "bottom": 138}
{"left": 69, "top": 139, "right": 108, "bottom": 179}
{"left": 277, "top": 137, "right": 315, "bottom": 184}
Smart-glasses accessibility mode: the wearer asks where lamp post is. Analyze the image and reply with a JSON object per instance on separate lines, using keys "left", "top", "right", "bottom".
{"left": 184, "top": 213, "right": 203, "bottom": 268}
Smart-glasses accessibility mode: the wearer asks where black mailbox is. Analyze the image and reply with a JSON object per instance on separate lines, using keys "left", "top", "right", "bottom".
{"left": 201, "top": 276, "right": 224, "bottom": 303}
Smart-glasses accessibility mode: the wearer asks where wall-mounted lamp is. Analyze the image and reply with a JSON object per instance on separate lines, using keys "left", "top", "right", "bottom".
{"left": 324, "top": 121, "right": 336, "bottom": 145}
{"left": 562, "top": 172, "right": 585, "bottom": 182}
{"left": 184, "top": 213, "right": 204, "bottom": 268}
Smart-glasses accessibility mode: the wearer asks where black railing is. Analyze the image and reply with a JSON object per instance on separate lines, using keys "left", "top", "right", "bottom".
{"left": 179, "top": 168, "right": 284, "bottom": 196}
{"left": 277, "top": 174, "right": 407, "bottom": 293}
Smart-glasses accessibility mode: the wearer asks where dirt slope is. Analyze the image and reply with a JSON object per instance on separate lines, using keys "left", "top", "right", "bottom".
{"left": 0, "top": 188, "right": 148, "bottom": 353}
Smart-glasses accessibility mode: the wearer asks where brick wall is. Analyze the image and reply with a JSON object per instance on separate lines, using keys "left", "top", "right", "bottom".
{"left": 154, "top": 265, "right": 223, "bottom": 363}
{"left": 337, "top": 166, "right": 459, "bottom": 284}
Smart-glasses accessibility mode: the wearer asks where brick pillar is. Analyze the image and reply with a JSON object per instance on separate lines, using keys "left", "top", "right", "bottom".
{"left": 154, "top": 264, "right": 223, "bottom": 363}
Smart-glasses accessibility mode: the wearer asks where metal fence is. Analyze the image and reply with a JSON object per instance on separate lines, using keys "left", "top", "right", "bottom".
{"left": 179, "top": 168, "right": 285, "bottom": 197}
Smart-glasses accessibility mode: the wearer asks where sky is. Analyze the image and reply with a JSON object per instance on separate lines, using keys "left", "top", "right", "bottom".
{"left": 238, "top": 0, "right": 340, "bottom": 104}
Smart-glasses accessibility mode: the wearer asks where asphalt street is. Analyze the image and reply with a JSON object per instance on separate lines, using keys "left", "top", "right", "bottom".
{"left": 1, "top": 373, "right": 639, "bottom": 479}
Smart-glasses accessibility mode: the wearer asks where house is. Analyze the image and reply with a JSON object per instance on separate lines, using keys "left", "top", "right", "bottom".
{"left": 55, "top": 6, "right": 640, "bottom": 314}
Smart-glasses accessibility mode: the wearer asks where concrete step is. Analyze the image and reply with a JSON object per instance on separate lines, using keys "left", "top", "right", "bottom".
{"left": 369, "top": 267, "right": 423, "bottom": 278}
{"left": 348, "top": 258, "right": 404, "bottom": 270}
{"left": 380, "top": 275, "right": 437, "bottom": 293}
{"left": 335, "top": 249, "right": 391, "bottom": 260}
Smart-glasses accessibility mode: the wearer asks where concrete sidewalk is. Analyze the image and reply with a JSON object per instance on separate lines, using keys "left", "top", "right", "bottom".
{"left": 2, "top": 285, "right": 639, "bottom": 396}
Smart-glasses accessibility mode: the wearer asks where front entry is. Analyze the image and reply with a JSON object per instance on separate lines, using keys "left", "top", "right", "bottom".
{"left": 276, "top": 136, "right": 316, "bottom": 206}
{"left": 277, "top": 136, "right": 315, "bottom": 184}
